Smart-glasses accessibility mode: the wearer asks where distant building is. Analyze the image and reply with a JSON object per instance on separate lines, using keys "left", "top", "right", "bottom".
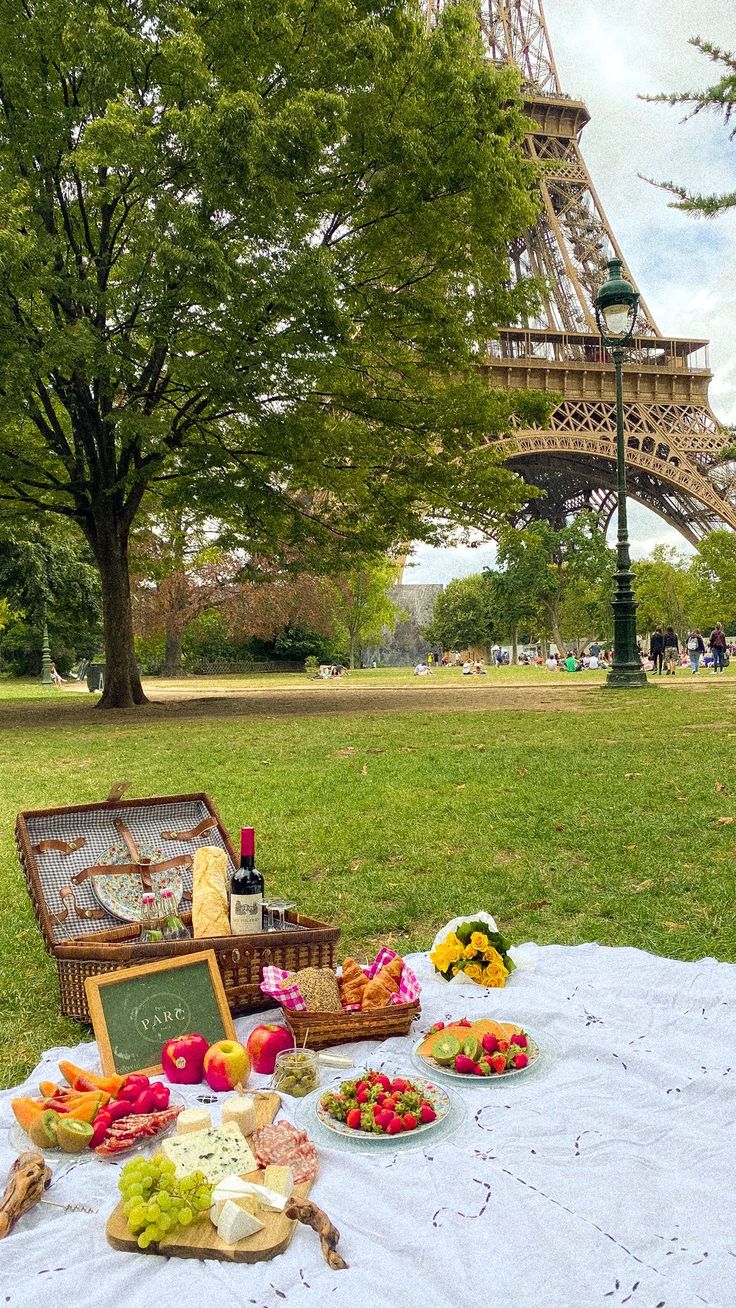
{"left": 365, "top": 583, "right": 443, "bottom": 666}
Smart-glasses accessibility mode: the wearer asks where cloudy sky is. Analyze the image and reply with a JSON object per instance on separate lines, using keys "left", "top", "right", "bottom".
{"left": 409, "top": 0, "right": 736, "bottom": 584}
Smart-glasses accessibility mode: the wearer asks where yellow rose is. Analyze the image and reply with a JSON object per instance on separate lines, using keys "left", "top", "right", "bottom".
{"left": 443, "top": 935, "right": 465, "bottom": 964}
{"left": 464, "top": 962, "right": 484, "bottom": 983}
{"left": 470, "top": 931, "right": 489, "bottom": 950}
{"left": 483, "top": 945, "right": 504, "bottom": 965}
{"left": 482, "top": 959, "right": 509, "bottom": 988}
{"left": 463, "top": 942, "right": 477, "bottom": 960}
{"left": 430, "top": 945, "right": 451, "bottom": 972}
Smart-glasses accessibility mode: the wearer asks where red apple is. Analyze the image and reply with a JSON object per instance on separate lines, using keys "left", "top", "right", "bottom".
{"left": 203, "top": 1039, "right": 250, "bottom": 1091}
{"left": 246, "top": 1024, "right": 295, "bottom": 1074}
{"left": 161, "top": 1033, "right": 210, "bottom": 1084}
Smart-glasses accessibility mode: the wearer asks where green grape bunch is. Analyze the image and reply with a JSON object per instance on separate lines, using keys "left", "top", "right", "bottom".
{"left": 118, "top": 1155, "right": 212, "bottom": 1248}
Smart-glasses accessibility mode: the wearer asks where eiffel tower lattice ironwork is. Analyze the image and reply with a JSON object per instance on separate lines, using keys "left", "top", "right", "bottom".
{"left": 435, "top": 0, "right": 736, "bottom": 542}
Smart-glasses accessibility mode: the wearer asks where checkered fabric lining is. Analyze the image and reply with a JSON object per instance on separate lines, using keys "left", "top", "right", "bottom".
{"left": 23, "top": 800, "right": 236, "bottom": 945}
{"left": 260, "top": 948, "right": 421, "bottom": 1010}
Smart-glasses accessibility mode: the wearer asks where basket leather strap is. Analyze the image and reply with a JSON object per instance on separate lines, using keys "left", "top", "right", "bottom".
{"left": 160, "top": 816, "right": 218, "bottom": 841}
{"left": 31, "top": 837, "right": 86, "bottom": 855}
{"left": 71, "top": 854, "right": 192, "bottom": 889}
{"left": 59, "top": 885, "right": 105, "bottom": 921}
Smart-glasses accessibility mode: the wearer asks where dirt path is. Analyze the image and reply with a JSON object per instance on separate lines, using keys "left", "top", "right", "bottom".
{"left": 0, "top": 677, "right": 602, "bottom": 730}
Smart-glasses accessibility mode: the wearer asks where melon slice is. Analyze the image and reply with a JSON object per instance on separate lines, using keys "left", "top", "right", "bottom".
{"left": 11, "top": 1097, "right": 45, "bottom": 1133}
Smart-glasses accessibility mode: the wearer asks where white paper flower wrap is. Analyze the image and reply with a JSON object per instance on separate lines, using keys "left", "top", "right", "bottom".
{"left": 430, "top": 911, "right": 532, "bottom": 984}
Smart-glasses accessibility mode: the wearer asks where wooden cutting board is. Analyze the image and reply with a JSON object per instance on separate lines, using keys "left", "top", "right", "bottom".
{"left": 106, "top": 1091, "right": 314, "bottom": 1263}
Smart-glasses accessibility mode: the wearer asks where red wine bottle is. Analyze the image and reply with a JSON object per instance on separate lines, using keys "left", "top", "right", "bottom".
{"left": 229, "top": 827, "right": 264, "bottom": 934}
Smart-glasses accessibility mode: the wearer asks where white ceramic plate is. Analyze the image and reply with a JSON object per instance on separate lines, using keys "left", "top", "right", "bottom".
{"left": 316, "top": 1074, "right": 450, "bottom": 1141}
{"left": 413, "top": 1030, "right": 540, "bottom": 1081}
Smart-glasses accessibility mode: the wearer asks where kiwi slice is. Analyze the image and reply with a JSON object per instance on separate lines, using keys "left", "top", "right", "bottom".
{"left": 462, "top": 1036, "right": 481, "bottom": 1062}
{"left": 431, "top": 1034, "right": 461, "bottom": 1065}
{"left": 29, "top": 1110, "right": 61, "bottom": 1150}
{"left": 56, "top": 1118, "right": 94, "bottom": 1154}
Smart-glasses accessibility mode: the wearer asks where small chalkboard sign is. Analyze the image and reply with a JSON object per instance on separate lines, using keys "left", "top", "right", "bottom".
{"left": 84, "top": 950, "right": 236, "bottom": 1076}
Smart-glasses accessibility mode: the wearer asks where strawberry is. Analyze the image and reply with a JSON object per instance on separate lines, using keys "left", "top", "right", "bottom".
{"left": 356, "top": 1081, "right": 369, "bottom": 1095}
{"left": 346, "top": 1108, "right": 362, "bottom": 1129}
{"left": 382, "top": 1096, "right": 396, "bottom": 1112}
{"left": 490, "top": 1054, "right": 506, "bottom": 1074}
{"left": 430, "top": 1021, "right": 445, "bottom": 1033}
{"left": 377, "top": 1110, "right": 394, "bottom": 1129}
{"left": 391, "top": 1078, "right": 409, "bottom": 1093}
{"left": 497, "top": 1040, "right": 509, "bottom": 1053}
{"left": 356, "top": 1088, "right": 370, "bottom": 1104}
{"left": 472, "top": 1062, "right": 486, "bottom": 1076}
{"left": 481, "top": 1033, "right": 499, "bottom": 1055}
{"left": 374, "top": 1074, "right": 391, "bottom": 1093}
{"left": 513, "top": 1053, "right": 529, "bottom": 1069}
{"left": 386, "top": 1116, "right": 403, "bottom": 1135}
{"left": 402, "top": 1113, "right": 418, "bottom": 1131}
{"left": 478, "top": 1060, "right": 492, "bottom": 1076}
{"left": 373, "top": 1103, "right": 384, "bottom": 1119}
{"left": 509, "top": 1032, "right": 528, "bottom": 1048}
{"left": 420, "top": 1102, "right": 436, "bottom": 1124}
{"left": 454, "top": 1054, "right": 479, "bottom": 1074}
{"left": 457, "top": 1018, "right": 472, "bottom": 1028}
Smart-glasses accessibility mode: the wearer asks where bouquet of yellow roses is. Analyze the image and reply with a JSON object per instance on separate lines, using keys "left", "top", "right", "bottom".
{"left": 429, "top": 913, "right": 516, "bottom": 988}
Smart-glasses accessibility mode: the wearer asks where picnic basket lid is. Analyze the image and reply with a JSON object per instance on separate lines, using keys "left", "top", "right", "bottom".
{"left": 16, "top": 787, "right": 237, "bottom": 949}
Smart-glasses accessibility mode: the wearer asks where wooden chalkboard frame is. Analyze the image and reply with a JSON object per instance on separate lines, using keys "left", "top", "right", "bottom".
{"left": 85, "top": 949, "right": 236, "bottom": 1076}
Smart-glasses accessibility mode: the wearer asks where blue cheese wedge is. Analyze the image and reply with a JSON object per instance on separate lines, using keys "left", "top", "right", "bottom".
{"left": 161, "top": 1122, "right": 256, "bottom": 1184}
{"left": 216, "top": 1198, "right": 265, "bottom": 1245}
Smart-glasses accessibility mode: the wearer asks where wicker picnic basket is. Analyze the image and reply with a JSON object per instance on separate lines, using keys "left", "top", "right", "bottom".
{"left": 15, "top": 788, "right": 339, "bottom": 1023}
{"left": 282, "top": 1000, "right": 421, "bottom": 1051}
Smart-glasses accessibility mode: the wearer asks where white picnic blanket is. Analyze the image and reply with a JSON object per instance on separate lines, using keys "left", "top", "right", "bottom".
{"left": 1, "top": 944, "right": 734, "bottom": 1308}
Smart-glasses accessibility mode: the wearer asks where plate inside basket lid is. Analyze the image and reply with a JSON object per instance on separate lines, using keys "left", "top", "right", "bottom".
{"left": 91, "top": 839, "right": 185, "bottom": 922}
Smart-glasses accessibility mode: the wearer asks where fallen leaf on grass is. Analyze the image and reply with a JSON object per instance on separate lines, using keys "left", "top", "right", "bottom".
{"left": 350, "top": 858, "right": 365, "bottom": 872}
{"left": 260, "top": 759, "right": 272, "bottom": 766}
{"left": 715, "top": 816, "right": 735, "bottom": 825}
{"left": 623, "top": 772, "right": 642, "bottom": 779}
{"left": 624, "top": 844, "right": 638, "bottom": 850}
{"left": 665, "top": 921, "right": 688, "bottom": 931}
{"left": 633, "top": 879, "right": 652, "bottom": 891}
{"left": 518, "top": 767, "right": 528, "bottom": 776}
{"left": 335, "top": 747, "right": 357, "bottom": 758}
{"left": 456, "top": 783, "right": 467, "bottom": 789}
{"left": 474, "top": 744, "right": 486, "bottom": 751}
{"left": 553, "top": 823, "right": 566, "bottom": 831}
{"left": 361, "top": 763, "right": 368, "bottom": 776}
{"left": 715, "top": 782, "right": 727, "bottom": 793}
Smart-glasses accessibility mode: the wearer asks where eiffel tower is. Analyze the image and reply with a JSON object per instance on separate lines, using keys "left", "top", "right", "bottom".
{"left": 435, "top": 0, "right": 736, "bottom": 542}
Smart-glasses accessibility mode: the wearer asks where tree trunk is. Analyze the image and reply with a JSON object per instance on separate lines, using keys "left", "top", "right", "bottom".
{"left": 349, "top": 632, "right": 357, "bottom": 671}
{"left": 163, "top": 626, "right": 184, "bottom": 677}
{"left": 90, "top": 520, "right": 148, "bottom": 708}
{"left": 511, "top": 627, "right": 518, "bottom": 665}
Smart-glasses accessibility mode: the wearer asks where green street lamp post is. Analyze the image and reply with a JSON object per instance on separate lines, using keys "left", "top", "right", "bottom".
{"left": 594, "top": 258, "right": 648, "bottom": 689}
{"left": 41, "top": 618, "right": 52, "bottom": 685}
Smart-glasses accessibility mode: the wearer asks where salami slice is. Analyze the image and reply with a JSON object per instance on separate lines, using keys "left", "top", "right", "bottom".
{"left": 252, "top": 1121, "right": 318, "bottom": 1184}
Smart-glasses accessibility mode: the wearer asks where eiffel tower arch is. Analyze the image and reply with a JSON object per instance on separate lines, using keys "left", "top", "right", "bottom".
{"left": 430, "top": 0, "right": 736, "bottom": 545}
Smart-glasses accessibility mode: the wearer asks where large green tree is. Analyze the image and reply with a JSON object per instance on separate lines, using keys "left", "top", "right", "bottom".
{"left": 632, "top": 545, "right": 696, "bottom": 639}
{"left": 495, "top": 513, "right": 615, "bottom": 654}
{"left": 0, "top": 0, "right": 546, "bottom": 707}
{"left": 423, "top": 572, "right": 498, "bottom": 652}
{"left": 329, "top": 559, "right": 404, "bottom": 670}
{"left": 0, "top": 519, "right": 101, "bottom": 667}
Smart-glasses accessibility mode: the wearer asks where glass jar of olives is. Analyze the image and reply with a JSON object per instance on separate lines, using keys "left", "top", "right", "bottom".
{"left": 272, "top": 1048, "right": 320, "bottom": 1097}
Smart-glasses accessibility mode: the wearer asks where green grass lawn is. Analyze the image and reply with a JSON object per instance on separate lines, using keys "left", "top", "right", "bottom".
{"left": 1, "top": 668, "right": 735, "bottom": 1086}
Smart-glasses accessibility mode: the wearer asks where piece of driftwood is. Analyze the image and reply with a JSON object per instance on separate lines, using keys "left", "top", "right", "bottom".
{"left": 0, "top": 1151, "right": 52, "bottom": 1238}
{"left": 283, "top": 1196, "right": 348, "bottom": 1270}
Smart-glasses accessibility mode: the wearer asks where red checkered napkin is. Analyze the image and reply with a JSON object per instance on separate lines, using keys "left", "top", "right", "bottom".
{"left": 260, "top": 965, "right": 307, "bottom": 1011}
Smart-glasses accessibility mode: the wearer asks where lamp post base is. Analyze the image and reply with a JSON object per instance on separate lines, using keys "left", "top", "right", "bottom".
{"left": 604, "top": 664, "right": 648, "bottom": 689}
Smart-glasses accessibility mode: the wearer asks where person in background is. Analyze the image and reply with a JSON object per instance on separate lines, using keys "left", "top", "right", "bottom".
{"left": 710, "top": 621, "right": 727, "bottom": 673}
{"left": 474, "top": 661, "right": 486, "bottom": 675}
{"left": 462, "top": 660, "right": 473, "bottom": 675}
{"left": 686, "top": 628, "right": 705, "bottom": 674}
{"left": 663, "top": 626, "right": 679, "bottom": 675}
{"left": 649, "top": 626, "right": 665, "bottom": 675}
{"left": 564, "top": 652, "right": 578, "bottom": 672}
{"left": 49, "top": 660, "right": 63, "bottom": 687}
{"left": 589, "top": 640, "right": 601, "bottom": 659}
{"left": 414, "top": 661, "right": 431, "bottom": 676}
{"left": 588, "top": 652, "right": 599, "bottom": 670}
{"left": 545, "top": 653, "right": 558, "bottom": 672}
{"left": 495, "top": 648, "right": 504, "bottom": 667}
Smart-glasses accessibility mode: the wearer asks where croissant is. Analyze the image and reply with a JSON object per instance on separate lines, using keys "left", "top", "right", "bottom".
{"left": 339, "top": 957, "right": 368, "bottom": 1006}
{"left": 361, "top": 957, "right": 404, "bottom": 1010}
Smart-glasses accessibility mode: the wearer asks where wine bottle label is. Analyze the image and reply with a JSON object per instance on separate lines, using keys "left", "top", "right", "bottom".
{"left": 230, "top": 892, "right": 263, "bottom": 934}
